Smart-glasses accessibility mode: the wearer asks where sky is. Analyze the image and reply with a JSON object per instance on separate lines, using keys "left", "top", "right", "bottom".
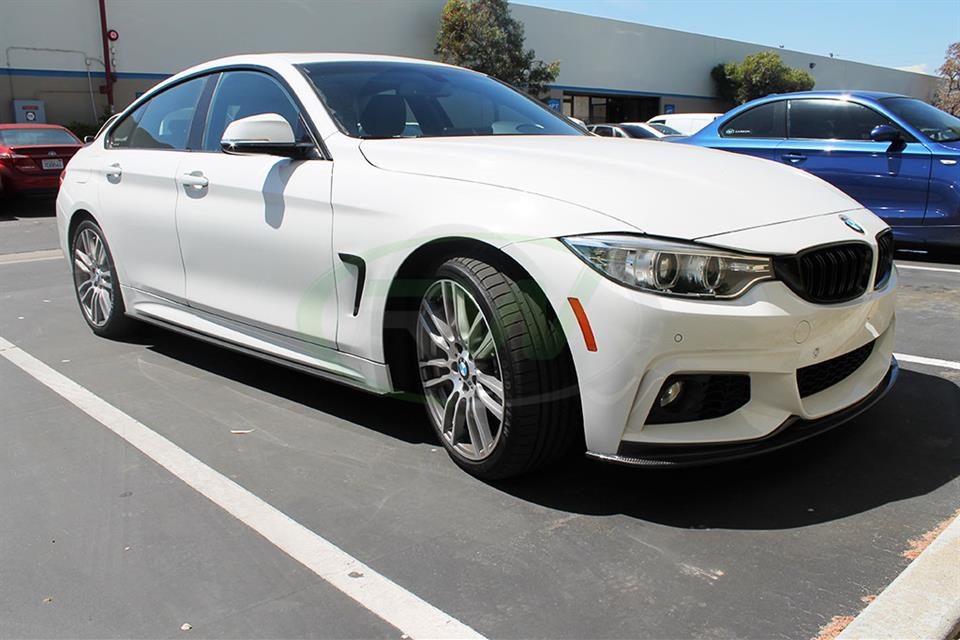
{"left": 514, "top": 0, "right": 960, "bottom": 76}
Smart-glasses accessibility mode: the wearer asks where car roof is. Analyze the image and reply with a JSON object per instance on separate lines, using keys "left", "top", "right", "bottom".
{"left": 650, "top": 113, "right": 720, "bottom": 118}
{"left": 758, "top": 90, "right": 907, "bottom": 101}
{"left": 0, "top": 123, "right": 72, "bottom": 130}
{"left": 179, "top": 52, "right": 452, "bottom": 77}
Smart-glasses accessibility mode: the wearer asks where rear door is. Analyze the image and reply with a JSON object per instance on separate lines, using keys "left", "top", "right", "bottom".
{"left": 97, "top": 76, "right": 210, "bottom": 301}
{"left": 174, "top": 70, "right": 338, "bottom": 348}
{"left": 711, "top": 100, "right": 786, "bottom": 160}
{"left": 780, "top": 98, "right": 931, "bottom": 227}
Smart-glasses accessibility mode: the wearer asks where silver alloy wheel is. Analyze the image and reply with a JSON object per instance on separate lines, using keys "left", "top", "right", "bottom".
{"left": 73, "top": 228, "right": 114, "bottom": 327}
{"left": 416, "top": 279, "right": 506, "bottom": 461}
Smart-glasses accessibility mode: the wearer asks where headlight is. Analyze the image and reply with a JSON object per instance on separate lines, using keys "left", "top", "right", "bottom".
{"left": 561, "top": 234, "right": 773, "bottom": 299}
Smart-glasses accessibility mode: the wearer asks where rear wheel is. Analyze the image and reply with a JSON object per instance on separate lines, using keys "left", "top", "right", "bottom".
{"left": 415, "top": 257, "right": 580, "bottom": 479}
{"left": 71, "top": 220, "right": 134, "bottom": 338}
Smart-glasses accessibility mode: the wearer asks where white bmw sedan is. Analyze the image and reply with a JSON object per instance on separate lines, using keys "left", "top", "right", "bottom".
{"left": 57, "top": 54, "right": 898, "bottom": 479}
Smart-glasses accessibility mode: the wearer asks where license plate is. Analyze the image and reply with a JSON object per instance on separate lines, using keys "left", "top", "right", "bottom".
{"left": 41, "top": 158, "right": 64, "bottom": 170}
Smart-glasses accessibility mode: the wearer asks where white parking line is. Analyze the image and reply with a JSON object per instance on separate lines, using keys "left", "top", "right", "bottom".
{"left": 894, "top": 353, "right": 960, "bottom": 371}
{"left": 895, "top": 263, "right": 960, "bottom": 275}
{"left": 0, "top": 336, "right": 484, "bottom": 640}
{"left": 0, "top": 249, "right": 63, "bottom": 265}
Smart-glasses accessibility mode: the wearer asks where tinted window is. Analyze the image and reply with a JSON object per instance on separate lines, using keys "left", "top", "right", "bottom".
{"left": 299, "top": 61, "right": 582, "bottom": 139}
{"left": 0, "top": 128, "right": 79, "bottom": 146}
{"left": 109, "top": 77, "right": 205, "bottom": 150}
{"left": 202, "top": 71, "right": 309, "bottom": 152}
{"left": 593, "top": 126, "right": 614, "bottom": 137}
{"left": 880, "top": 97, "right": 960, "bottom": 143}
{"left": 648, "top": 123, "right": 682, "bottom": 135}
{"left": 789, "top": 99, "right": 899, "bottom": 141}
{"left": 620, "top": 125, "right": 658, "bottom": 139}
{"left": 721, "top": 102, "right": 786, "bottom": 138}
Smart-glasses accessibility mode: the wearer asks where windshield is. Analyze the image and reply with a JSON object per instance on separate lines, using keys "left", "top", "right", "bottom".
{"left": 880, "top": 97, "right": 960, "bottom": 143}
{"left": 648, "top": 123, "right": 682, "bottom": 136}
{"left": 619, "top": 125, "right": 659, "bottom": 139}
{"left": 299, "top": 61, "right": 583, "bottom": 139}
{"left": 0, "top": 127, "right": 79, "bottom": 146}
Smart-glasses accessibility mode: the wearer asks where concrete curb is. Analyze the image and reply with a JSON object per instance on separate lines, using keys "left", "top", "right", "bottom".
{"left": 837, "top": 512, "right": 960, "bottom": 640}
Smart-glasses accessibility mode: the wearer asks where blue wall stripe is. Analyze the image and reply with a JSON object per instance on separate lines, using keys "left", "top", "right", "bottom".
{"left": 0, "top": 67, "right": 171, "bottom": 80}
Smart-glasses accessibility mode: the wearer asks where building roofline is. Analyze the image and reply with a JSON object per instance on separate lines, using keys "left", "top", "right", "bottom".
{"left": 511, "top": 2, "right": 941, "bottom": 80}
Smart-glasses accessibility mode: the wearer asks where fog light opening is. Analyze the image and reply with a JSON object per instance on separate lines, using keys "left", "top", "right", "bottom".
{"left": 659, "top": 380, "right": 684, "bottom": 407}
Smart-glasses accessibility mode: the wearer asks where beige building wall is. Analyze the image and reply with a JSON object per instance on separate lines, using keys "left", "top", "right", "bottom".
{"left": 0, "top": 0, "right": 940, "bottom": 126}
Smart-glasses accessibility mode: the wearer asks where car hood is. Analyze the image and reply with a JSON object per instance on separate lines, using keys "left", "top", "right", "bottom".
{"left": 359, "top": 136, "right": 860, "bottom": 239}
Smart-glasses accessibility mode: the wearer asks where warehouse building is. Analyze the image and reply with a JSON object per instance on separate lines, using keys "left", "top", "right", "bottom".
{"left": 0, "top": 0, "right": 941, "bottom": 127}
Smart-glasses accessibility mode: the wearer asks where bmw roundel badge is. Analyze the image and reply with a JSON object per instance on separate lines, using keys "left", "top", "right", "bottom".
{"left": 840, "top": 214, "right": 865, "bottom": 234}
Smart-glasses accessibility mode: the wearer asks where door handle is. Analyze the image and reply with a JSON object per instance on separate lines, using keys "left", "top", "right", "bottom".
{"left": 782, "top": 152, "right": 806, "bottom": 164}
{"left": 180, "top": 171, "right": 209, "bottom": 189}
{"left": 105, "top": 162, "right": 122, "bottom": 178}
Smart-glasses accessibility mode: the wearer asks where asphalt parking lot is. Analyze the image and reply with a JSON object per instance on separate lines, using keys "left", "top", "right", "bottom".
{"left": 1, "top": 198, "right": 958, "bottom": 639}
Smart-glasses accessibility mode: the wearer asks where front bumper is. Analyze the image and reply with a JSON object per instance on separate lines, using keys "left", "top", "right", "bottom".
{"left": 503, "top": 215, "right": 897, "bottom": 456}
{"left": 586, "top": 357, "right": 898, "bottom": 467}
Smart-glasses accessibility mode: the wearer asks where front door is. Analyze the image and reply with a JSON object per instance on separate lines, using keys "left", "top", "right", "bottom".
{"left": 780, "top": 98, "right": 931, "bottom": 227}
{"left": 174, "top": 70, "right": 338, "bottom": 348}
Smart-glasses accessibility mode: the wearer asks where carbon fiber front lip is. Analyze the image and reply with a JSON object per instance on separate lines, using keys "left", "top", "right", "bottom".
{"left": 585, "top": 357, "right": 899, "bottom": 469}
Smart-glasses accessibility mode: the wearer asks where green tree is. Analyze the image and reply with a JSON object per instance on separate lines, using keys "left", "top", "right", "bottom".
{"left": 934, "top": 42, "right": 960, "bottom": 116}
{"left": 435, "top": 0, "right": 559, "bottom": 97}
{"left": 711, "top": 52, "right": 815, "bottom": 105}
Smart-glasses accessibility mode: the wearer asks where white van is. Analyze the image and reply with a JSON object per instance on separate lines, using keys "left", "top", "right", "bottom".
{"left": 647, "top": 113, "right": 721, "bottom": 136}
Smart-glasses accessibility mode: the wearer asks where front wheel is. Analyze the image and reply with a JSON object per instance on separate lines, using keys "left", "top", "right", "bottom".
{"left": 71, "top": 220, "right": 134, "bottom": 338}
{"left": 415, "top": 257, "right": 580, "bottom": 480}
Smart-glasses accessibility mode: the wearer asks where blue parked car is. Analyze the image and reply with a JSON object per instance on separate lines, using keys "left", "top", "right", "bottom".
{"left": 679, "top": 91, "right": 960, "bottom": 253}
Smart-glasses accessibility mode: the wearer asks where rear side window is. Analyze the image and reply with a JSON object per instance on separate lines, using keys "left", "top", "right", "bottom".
{"left": 0, "top": 128, "right": 79, "bottom": 146}
{"left": 202, "top": 71, "right": 309, "bottom": 152}
{"left": 108, "top": 77, "right": 206, "bottom": 150}
{"left": 721, "top": 102, "right": 786, "bottom": 138}
{"left": 593, "top": 126, "right": 614, "bottom": 137}
{"left": 788, "top": 99, "right": 902, "bottom": 141}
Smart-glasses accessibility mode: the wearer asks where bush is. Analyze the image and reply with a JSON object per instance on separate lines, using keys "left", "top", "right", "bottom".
{"left": 712, "top": 52, "right": 815, "bottom": 105}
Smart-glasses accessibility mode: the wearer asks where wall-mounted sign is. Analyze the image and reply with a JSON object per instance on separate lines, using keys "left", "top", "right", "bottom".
{"left": 12, "top": 100, "right": 46, "bottom": 124}
{"left": 663, "top": 103, "right": 676, "bottom": 114}
{"left": 108, "top": 29, "right": 119, "bottom": 41}
{"left": 547, "top": 98, "right": 561, "bottom": 112}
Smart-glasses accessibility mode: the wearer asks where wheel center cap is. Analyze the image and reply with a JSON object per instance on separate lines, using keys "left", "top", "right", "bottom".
{"left": 458, "top": 360, "right": 470, "bottom": 379}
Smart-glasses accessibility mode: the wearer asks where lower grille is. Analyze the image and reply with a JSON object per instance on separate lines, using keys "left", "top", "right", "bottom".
{"left": 874, "top": 230, "right": 894, "bottom": 288}
{"left": 775, "top": 242, "right": 873, "bottom": 304}
{"left": 646, "top": 374, "right": 751, "bottom": 424}
{"left": 797, "top": 340, "right": 875, "bottom": 398}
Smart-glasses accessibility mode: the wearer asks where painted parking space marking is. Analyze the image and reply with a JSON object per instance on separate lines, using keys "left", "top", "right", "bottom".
{"left": 0, "top": 249, "right": 63, "bottom": 265}
{"left": 895, "top": 263, "right": 960, "bottom": 275}
{"left": 0, "top": 335, "right": 485, "bottom": 640}
{"left": 893, "top": 353, "right": 960, "bottom": 371}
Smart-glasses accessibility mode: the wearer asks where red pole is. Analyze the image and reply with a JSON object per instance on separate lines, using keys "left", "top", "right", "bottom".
{"left": 97, "top": 0, "right": 114, "bottom": 113}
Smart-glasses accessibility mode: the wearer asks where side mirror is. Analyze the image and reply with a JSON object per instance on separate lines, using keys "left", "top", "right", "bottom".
{"left": 870, "top": 124, "right": 902, "bottom": 144}
{"left": 83, "top": 135, "right": 95, "bottom": 144}
{"left": 220, "top": 113, "right": 313, "bottom": 158}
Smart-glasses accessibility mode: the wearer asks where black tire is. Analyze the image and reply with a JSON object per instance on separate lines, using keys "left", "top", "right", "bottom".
{"left": 70, "top": 219, "right": 135, "bottom": 338}
{"left": 417, "top": 256, "right": 581, "bottom": 480}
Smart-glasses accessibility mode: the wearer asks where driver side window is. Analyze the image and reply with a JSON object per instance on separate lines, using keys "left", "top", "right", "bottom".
{"left": 202, "top": 71, "right": 310, "bottom": 152}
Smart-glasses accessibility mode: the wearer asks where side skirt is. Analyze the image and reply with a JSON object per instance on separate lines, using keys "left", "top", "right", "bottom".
{"left": 124, "top": 289, "right": 394, "bottom": 395}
